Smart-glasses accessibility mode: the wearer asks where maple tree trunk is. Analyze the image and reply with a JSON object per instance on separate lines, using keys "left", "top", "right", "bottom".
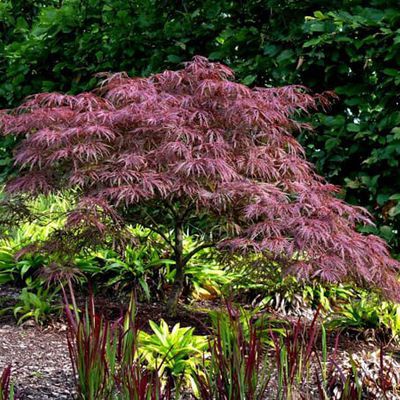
{"left": 166, "top": 221, "right": 185, "bottom": 316}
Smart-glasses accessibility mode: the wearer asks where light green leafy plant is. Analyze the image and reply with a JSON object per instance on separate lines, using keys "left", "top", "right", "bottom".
{"left": 138, "top": 319, "right": 208, "bottom": 393}
{"left": 302, "top": 283, "right": 355, "bottom": 312}
{"left": 184, "top": 250, "right": 238, "bottom": 300}
{"left": 329, "top": 295, "right": 380, "bottom": 331}
{"left": 99, "top": 245, "right": 174, "bottom": 301}
{"left": 328, "top": 291, "right": 400, "bottom": 340}
{"left": 12, "top": 287, "right": 60, "bottom": 325}
{"left": 0, "top": 249, "right": 14, "bottom": 284}
{"left": 380, "top": 302, "right": 400, "bottom": 339}
{"left": 0, "top": 191, "right": 73, "bottom": 287}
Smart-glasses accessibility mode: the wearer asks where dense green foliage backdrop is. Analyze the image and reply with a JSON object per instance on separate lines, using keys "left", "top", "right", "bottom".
{"left": 1, "top": 0, "right": 399, "bottom": 252}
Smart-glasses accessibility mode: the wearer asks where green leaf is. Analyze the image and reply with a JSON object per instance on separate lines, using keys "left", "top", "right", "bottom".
{"left": 347, "top": 123, "right": 360, "bottom": 132}
{"left": 388, "top": 205, "right": 400, "bottom": 217}
{"left": 313, "top": 11, "right": 327, "bottom": 20}
{"left": 383, "top": 68, "right": 399, "bottom": 77}
{"left": 377, "top": 193, "right": 390, "bottom": 205}
{"left": 166, "top": 55, "right": 183, "bottom": 63}
{"left": 241, "top": 75, "right": 256, "bottom": 85}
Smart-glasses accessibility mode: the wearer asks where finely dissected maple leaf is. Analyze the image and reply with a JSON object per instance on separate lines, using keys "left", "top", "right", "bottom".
{"left": 1, "top": 56, "right": 399, "bottom": 311}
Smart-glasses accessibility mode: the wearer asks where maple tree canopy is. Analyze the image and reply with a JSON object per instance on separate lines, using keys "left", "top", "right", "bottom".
{"left": 1, "top": 56, "right": 399, "bottom": 301}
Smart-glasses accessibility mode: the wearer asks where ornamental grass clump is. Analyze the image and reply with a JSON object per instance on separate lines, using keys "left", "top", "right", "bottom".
{"left": 0, "top": 366, "right": 15, "bottom": 400}
{"left": 270, "top": 307, "right": 324, "bottom": 398}
{"left": 195, "top": 304, "right": 271, "bottom": 399}
{"left": 1, "top": 56, "right": 399, "bottom": 312}
{"left": 65, "top": 295, "right": 116, "bottom": 400}
{"left": 64, "top": 293, "right": 171, "bottom": 400}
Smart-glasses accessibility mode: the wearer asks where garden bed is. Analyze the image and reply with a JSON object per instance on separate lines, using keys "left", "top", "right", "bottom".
{"left": 1, "top": 283, "right": 400, "bottom": 399}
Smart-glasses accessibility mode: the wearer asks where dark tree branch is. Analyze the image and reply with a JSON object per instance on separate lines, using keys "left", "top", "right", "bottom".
{"left": 164, "top": 201, "right": 178, "bottom": 219}
{"left": 124, "top": 210, "right": 175, "bottom": 249}
{"left": 180, "top": 202, "right": 195, "bottom": 222}
{"left": 182, "top": 242, "right": 216, "bottom": 266}
{"left": 139, "top": 222, "right": 175, "bottom": 250}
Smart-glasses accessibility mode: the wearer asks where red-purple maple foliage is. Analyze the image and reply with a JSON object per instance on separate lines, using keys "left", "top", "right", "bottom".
{"left": 1, "top": 56, "right": 399, "bottom": 304}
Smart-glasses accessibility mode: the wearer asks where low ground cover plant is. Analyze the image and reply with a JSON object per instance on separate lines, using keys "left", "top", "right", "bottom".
{"left": 328, "top": 292, "right": 400, "bottom": 341}
{"left": 11, "top": 287, "right": 60, "bottom": 325}
{"left": 138, "top": 320, "right": 207, "bottom": 394}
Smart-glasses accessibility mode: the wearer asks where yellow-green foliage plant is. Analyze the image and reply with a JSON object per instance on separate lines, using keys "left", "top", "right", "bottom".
{"left": 138, "top": 319, "right": 208, "bottom": 395}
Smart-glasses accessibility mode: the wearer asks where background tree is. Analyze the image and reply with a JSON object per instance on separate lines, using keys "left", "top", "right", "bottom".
{"left": 1, "top": 57, "right": 399, "bottom": 313}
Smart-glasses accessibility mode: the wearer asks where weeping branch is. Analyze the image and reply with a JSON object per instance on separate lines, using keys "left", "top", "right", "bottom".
{"left": 182, "top": 242, "right": 215, "bottom": 266}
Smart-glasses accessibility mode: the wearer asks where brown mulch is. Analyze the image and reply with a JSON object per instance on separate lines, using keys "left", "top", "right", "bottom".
{"left": 0, "top": 285, "right": 71, "bottom": 399}
{"left": 0, "top": 323, "right": 74, "bottom": 399}
{"left": 88, "top": 291, "right": 219, "bottom": 336}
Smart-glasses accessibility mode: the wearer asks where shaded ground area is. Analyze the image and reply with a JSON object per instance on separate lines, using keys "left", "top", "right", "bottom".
{"left": 0, "top": 324, "right": 74, "bottom": 399}
{"left": 0, "top": 285, "right": 72, "bottom": 399}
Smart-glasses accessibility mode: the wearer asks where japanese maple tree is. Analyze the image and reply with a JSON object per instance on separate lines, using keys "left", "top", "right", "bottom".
{"left": 1, "top": 56, "right": 399, "bottom": 311}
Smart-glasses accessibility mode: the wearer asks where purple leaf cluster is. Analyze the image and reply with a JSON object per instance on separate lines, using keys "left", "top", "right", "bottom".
{"left": 1, "top": 56, "right": 399, "bottom": 299}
